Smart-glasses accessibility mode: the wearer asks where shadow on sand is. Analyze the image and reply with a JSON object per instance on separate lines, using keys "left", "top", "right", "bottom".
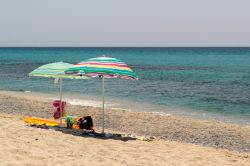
{"left": 29, "top": 124, "right": 137, "bottom": 142}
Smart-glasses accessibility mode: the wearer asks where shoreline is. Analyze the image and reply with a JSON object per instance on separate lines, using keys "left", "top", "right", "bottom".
{"left": 3, "top": 89, "right": 250, "bottom": 126}
{"left": 0, "top": 90, "right": 250, "bottom": 153}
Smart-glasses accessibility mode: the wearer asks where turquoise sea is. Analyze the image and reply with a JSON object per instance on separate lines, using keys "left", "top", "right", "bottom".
{"left": 0, "top": 47, "right": 250, "bottom": 124}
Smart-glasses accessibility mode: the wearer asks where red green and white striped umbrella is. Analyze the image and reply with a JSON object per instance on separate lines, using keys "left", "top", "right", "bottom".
{"left": 65, "top": 56, "right": 138, "bottom": 133}
{"left": 65, "top": 56, "right": 138, "bottom": 80}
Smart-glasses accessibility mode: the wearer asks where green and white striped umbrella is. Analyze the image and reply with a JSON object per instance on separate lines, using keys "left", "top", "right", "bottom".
{"left": 29, "top": 62, "right": 88, "bottom": 126}
{"left": 29, "top": 62, "right": 88, "bottom": 79}
{"left": 65, "top": 56, "right": 138, "bottom": 133}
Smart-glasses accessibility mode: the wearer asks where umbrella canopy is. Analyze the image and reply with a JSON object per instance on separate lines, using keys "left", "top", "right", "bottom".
{"left": 29, "top": 62, "right": 88, "bottom": 126}
{"left": 29, "top": 62, "right": 88, "bottom": 79}
{"left": 65, "top": 56, "right": 138, "bottom": 133}
{"left": 65, "top": 56, "right": 138, "bottom": 80}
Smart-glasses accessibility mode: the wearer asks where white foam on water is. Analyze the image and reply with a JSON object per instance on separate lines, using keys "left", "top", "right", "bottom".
{"left": 152, "top": 112, "right": 172, "bottom": 117}
{"left": 47, "top": 96, "right": 119, "bottom": 109}
{"left": 68, "top": 99, "right": 101, "bottom": 107}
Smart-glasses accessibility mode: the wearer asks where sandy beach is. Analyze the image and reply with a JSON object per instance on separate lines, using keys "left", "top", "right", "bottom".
{"left": 0, "top": 90, "right": 250, "bottom": 166}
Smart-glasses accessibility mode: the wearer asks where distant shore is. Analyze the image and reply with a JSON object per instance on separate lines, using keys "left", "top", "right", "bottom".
{"left": 0, "top": 90, "right": 249, "bottom": 153}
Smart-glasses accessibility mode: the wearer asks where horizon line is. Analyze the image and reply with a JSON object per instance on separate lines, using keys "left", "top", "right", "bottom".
{"left": 0, "top": 46, "right": 250, "bottom": 48}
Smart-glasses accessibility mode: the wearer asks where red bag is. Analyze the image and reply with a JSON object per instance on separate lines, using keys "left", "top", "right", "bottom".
{"left": 53, "top": 100, "right": 66, "bottom": 119}
{"left": 53, "top": 109, "right": 60, "bottom": 119}
{"left": 53, "top": 100, "right": 66, "bottom": 108}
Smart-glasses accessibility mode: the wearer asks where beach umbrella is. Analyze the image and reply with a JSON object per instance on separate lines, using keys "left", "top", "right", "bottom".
{"left": 29, "top": 62, "right": 88, "bottom": 126}
{"left": 65, "top": 56, "right": 138, "bottom": 133}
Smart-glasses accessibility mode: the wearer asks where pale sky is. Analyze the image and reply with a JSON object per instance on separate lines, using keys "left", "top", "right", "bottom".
{"left": 0, "top": 0, "right": 250, "bottom": 47}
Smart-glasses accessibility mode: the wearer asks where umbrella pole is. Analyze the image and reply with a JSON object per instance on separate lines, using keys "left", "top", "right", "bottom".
{"left": 59, "top": 78, "right": 63, "bottom": 127}
{"left": 101, "top": 76, "right": 105, "bottom": 134}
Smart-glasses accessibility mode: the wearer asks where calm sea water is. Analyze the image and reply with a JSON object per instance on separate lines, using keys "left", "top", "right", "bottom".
{"left": 0, "top": 47, "right": 250, "bottom": 124}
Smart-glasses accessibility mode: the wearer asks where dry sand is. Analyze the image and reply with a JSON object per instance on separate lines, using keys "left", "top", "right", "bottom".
{"left": 0, "top": 114, "right": 250, "bottom": 166}
{"left": 0, "top": 90, "right": 250, "bottom": 165}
